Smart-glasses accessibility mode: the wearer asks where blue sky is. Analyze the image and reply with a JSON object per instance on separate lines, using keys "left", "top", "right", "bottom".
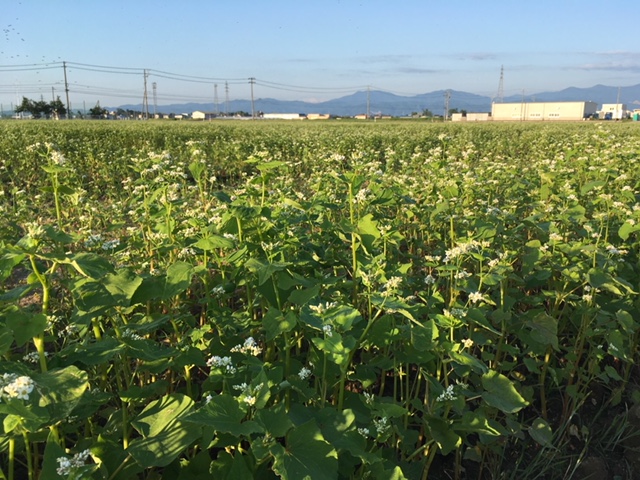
{"left": 1, "top": 0, "right": 639, "bottom": 109}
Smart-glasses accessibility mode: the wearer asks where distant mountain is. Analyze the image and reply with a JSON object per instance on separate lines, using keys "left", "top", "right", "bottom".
{"left": 503, "top": 84, "right": 640, "bottom": 106}
{"left": 112, "top": 83, "right": 640, "bottom": 117}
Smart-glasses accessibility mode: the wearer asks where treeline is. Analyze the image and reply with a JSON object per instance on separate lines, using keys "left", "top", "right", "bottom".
{"left": 14, "top": 97, "right": 108, "bottom": 119}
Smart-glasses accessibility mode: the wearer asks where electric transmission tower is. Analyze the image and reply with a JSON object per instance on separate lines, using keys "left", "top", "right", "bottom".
{"left": 142, "top": 69, "right": 149, "bottom": 119}
{"left": 152, "top": 82, "right": 157, "bottom": 117}
{"left": 249, "top": 77, "right": 256, "bottom": 119}
{"left": 495, "top": 65, "right": 504, "bottom": 103}
{"left": 214, "top": 83, "right": 219, "bottom": 114}
{"left": 444, "top": 90, "right": 451, "bottom": 120}
{"left": 225, "top": 81, "right": 229, "bottom": 116}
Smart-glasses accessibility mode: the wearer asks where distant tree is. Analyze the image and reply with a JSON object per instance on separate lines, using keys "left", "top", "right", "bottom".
{"left": 15, "top": 97, "right": 48, "bottom": 118}
{"left": 448, "top": 108, "right": 460, "bottom": 116}
{"left": 422, "top": 108, "right": 434, "bottom": 117}
{"left": 88, "top": 102, "right": 108, "bottom": 119}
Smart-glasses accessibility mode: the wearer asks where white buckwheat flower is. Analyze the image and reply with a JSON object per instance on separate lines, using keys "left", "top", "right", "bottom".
{"left": 468, "top": 291, "right": 483, "bottom": 304}
{"left": 230, "top": 337, "right": 262, "bottom": 356}
{"left": 322, "top": 324, "right": 333, "bottom": 337}
{"left": 56, "top": 449, "right": 91, "bottom": 476}
{"left": 436, "top": 384, "right": 457, "bottom": 402}
{"left": 298, "top": 366, "right": 312, "bottom": 380}
{"left": 206, "top": 355, "right": 236, "bottom": 374}
{"left": 2, "top": 374, "right": 35, "bottom": 401}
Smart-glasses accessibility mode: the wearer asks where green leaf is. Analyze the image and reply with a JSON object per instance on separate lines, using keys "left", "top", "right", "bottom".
{"left": 103, "top": 268, "right": 143, "bottom": 307}
{"left": 36, "top": 365, "right": 90, "bottom": 425}
{"left": 4, "top": 309, "right": 47, "bottom": 346}
{"left": 256, "top": 160, "right": 286, "bottom": 172}
{"left": 194, "top": 235, "right": 235, "bottom": 250}
{"left": 270, "top": 420, "right": 338, "bottom": 480}
{"left": 120, "top": 380, "right": 170, "bottom": 402}
{"left": 527, "top": 312, "right": 558, "bottom": 350}
{"left": 245, "top": 258, "right": 289, "bottom": 285}
{"left": 65, "top": 252, "right": 115, "bottom": 279}
{"left": 40, "top": 430, "right": 68, "bottom": 480}
{"left": 312, "top": 332, "right": 356, "bottom": 367}
{"left": 449, "top": 351, "right": 488, "bottom": 375}
{"left": 72, "top": 278, "right": 116, "bottom": 311}
{"left": 0, "top": 250, "right": 25, "bottom": 282}
{"left": 263, "top": 309, "right": 296, "bottom": 342}
{"left": 183, "top": 394, "right": 263, "bottom": 437}
{"left": 587, "top": 268, "right": 636, "bottom": 295}
{"left": 163, "top": 261, "right": 196, "bottom": 299}
{"left": 616, "top": 310, "right": 636, "bottom": 335}
{"left": 528, "top": 417, "right": 553, "bottom": 447}
{"left": 288, "top": 284, "right": 321, "bottom": 306}
{"left": 60, "top": 337, "right": 124, "bottom": 366}
{"left": 357, "top": 214, "right": 381, "bottom": 253}
{"left": 481, "top": 370, "right": 528, "bottom": 413}
{"left": 325, "top": 304, "right": 362, "bottom": 331}
{"left": 619, "top": 221, "right": 640, "bottom": 241}
{"left": 131, "top": 393, "right": 194, "bottom": 437}
{"left": 454, "top": 411, "right": 501, "bottom": 436}
{"left": 255, "top": 403, "right": 294, "bottom": 438}
{"left": 424, "top": 416, "right": 461, "bottom": 455}
{"left": 580, "top": 180, "right": 606, "bottom": 195}
{"left": 410, "top": 319, "right": 438, "bottom": 352}
{"left": 127, "top": 393, "right": 201, "bottom": 468}
{"left": 607, "top": 330, "right": 629, "bottom": 360}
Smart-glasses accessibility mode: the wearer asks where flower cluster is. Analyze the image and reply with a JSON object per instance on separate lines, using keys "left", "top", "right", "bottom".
{"left": 56, "top": 449, "right": 91, "bottom": 476}
{"left": 1, "top": 374, "right": 35, "bottom": 401}
{"left": 436, "top": 384, "right": 457, "bottom": 402}
{"left": 298, "top": 366, "right": 312, "bottom": 380}
{"left": 373, "top": 416, "right": 390, "bottom": 435}
{"left": 22, "top": 351, "right": 49, "bottom": 364}
{"left": 233, "top": 382, "right": 264, "bottom": 406}
{"left": 206, "top": 355, "right": 236, "bottom": 374}
{"left": 230, "top": 337, "right": 262, "bottom": 356}
{"left": 309, "top": 301, "right": 337, "bottom": 315}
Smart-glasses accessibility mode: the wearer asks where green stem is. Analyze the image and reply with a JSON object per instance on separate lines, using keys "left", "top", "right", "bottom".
{"left": 23, "top": 432, "right": 33, "bottom": 480}
{"left": 8, "top": 437, "right": 15, "bottom": 480}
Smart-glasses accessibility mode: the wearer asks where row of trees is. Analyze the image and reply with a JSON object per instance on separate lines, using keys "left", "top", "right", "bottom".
{"left": 15, "top": 96, "right": 67, "bottom": 119}
{"left": 14, "top": 97, "right": 108, "bottom": 119}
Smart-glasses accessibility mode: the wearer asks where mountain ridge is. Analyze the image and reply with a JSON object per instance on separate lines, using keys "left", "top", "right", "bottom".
{"left": 112, "top": 83, "right": 640, "bottom": 117}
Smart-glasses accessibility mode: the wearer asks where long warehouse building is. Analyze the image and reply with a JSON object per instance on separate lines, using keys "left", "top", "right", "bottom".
{"left": 491, "top": 101, "right": 598, "bottom": 121}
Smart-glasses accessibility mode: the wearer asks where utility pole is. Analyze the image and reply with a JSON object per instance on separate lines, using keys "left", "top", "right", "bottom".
{"left": 443, "top": 90, "right": 451, "bottom": 121}
{"left": 152, "top": 82, "right": 157, "bottom": 117}
{"left": 63, "top": 61, "right": 71, "bottom": 119}
{"left": 142, "top": 69, "right": 149, "bottom": 120}
{"left": 249, "top": 77, "right": 256, "bottom": 119}
{"left": 214, "top": 83, "right": 219, "bottom": 115}
{"left": 366, "top": 86, "right": 371, "bottom": 119}
{"left": 225, "top": 81, "right": 229, "bottom": 116}
{"left": 51, "top": 87, "right": 55, "bottom": 101}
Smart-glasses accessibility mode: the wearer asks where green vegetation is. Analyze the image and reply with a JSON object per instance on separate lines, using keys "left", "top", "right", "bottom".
{"left": 0, "top": 120, "right": 639, "bottom": 479}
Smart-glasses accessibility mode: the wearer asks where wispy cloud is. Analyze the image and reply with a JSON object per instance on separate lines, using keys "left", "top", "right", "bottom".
{"left": 576, "top": 62, "right": 640, "bottom": 72}
{"left": 352, "top": 54, "right": 414, "bottom": 65}
{"left": 574, "top": 51, "right": 640, "bottom": 72}
{"left": 395, "top": 66, "right": 445, "bottom": 74}
{"left": 454, "top": 53, "right": 497, "bottom": 61}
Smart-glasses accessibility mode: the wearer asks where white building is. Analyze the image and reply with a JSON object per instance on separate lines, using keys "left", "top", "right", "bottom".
{"left": 466, "top": 112, "right": 490, "bottom": 122}
{"left": 192, "top": 111, "right": 217, "bottom": 120}
{"left": 262, "top": 113, "right": 306, "bottom": 120}
{"left": 491, "top": 102, "right": 598, "bottom": 121}
{"left": 599, "top": 104, "right": 628, "bottom": 120}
